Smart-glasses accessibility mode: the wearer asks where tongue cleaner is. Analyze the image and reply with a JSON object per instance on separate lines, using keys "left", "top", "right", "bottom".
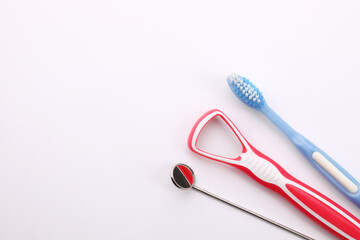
{"left": 171, "top": 163, "right": 314, "bottom": 240}
{"left": 187, "top": 110, "right": 360, "bottom": 240}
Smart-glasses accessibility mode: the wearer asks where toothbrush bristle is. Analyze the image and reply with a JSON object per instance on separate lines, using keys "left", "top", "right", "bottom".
{"left": 227, "top": 73, "right": 265, "bottom": 110}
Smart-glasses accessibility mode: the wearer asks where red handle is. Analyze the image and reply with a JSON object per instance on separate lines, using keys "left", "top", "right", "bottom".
{"left": 285, "top": 182, "right": 360, "bottom": 240}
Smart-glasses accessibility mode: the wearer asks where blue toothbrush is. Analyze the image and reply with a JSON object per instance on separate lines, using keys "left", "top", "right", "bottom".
{"left": 227, "top": 73, "right": 360, "bottom": 207}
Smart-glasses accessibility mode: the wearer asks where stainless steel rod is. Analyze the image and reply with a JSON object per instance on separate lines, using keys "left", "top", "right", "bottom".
{"left": 193, "top": 185, "right": 315, "bottom": 240}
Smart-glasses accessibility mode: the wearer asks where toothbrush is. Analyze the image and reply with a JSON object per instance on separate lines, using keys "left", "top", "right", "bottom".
{"left": 188, "top": 109, "right": 360, "bottom": 240}
{"left": 227, "top": 73, "right": 360, "bottom": 208}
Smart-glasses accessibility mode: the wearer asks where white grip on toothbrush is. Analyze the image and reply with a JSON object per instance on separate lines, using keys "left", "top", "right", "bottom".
{"left": 312, "top": 152, "right": 358, "bottom": 193}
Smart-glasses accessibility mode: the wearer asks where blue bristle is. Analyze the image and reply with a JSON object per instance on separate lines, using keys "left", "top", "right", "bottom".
{"left": 227, "top": 73, "right": 265, "bottom": 110}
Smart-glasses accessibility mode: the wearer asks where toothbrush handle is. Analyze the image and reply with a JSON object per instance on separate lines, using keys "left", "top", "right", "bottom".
{"left": 235, "top": 147, "right": 360, "bottom": 240}
{"left": 290, "top": 132, "right": 360, "bottom": 208}
{"left": 261, "top": 104, "right": 360, "bottom": 207}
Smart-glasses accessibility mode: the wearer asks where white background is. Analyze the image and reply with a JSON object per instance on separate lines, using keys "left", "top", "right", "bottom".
{"left": 1, "top": 1, "right": 360, "bottom": 239}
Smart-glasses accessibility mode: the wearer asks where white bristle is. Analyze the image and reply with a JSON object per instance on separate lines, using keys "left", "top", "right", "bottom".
{"left": 229, "top": 76, "right": 234, "bottom": 84}
{"left": 228, "top": 75, "right": 264, "bottom": 106}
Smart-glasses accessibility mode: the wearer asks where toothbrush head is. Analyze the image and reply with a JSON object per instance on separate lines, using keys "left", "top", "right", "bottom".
{"left": 227, "top": 73, "right": 265, "bottom": 110}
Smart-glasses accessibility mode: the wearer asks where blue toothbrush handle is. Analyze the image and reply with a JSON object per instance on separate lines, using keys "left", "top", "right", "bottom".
{"left": 261, "top": 103, "right": 360, "bottom": 207}
{"left": 290, "top": 132, "right": 360, "bottom": 207}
